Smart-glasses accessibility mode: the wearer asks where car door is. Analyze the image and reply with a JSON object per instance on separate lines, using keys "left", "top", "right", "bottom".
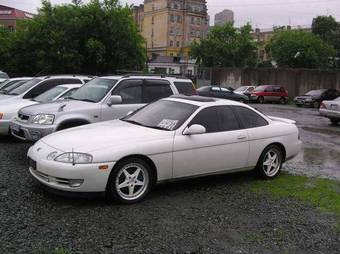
{"left": 173, "top": 106, "right": 249, "bottom": 178}
{"left": 101, "top": 79, "right": 144, "bottom": 120}
{"left": 231, "top": 106, "right": 270, "bottom": 167}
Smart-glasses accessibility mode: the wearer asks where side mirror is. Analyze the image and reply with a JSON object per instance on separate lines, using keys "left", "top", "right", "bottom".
{"left": 107, "top": 95, "right": 122, "bottom": 106}
{"left": 183, "top": 124, "right": 206, "bottom": 135}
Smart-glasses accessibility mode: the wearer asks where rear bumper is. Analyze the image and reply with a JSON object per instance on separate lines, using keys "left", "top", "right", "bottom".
{"left": 319, "top": 109, "right": 340, "bottom": 119}
{"left": 0, "top": 120, "right": 10, "bottom": 135}
{"left": 10, "top": 119, "right": 56, "bottom": 141}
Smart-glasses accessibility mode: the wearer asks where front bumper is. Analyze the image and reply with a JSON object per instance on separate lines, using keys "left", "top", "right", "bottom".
{"left": 294, "top": 99, "right": 314, "bottom": 106}
{"left": 0, "top": 119, "right": 10, "bottom": 135}
{"left": 319, "top": 109, "right": 340, "bottom": 119}
{"left": 28, "top": 145, "right": 116, "bottom": 193}
{"left": 10, "top": 119, "right": 56, "bottom": 141}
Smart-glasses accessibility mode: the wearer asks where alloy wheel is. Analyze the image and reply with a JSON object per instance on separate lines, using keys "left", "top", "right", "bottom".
{"left": 262, "top": 149, "right": 282, "bottom": 177}
{"left": 115, "top": 163, "right": 149, "bottom": 201}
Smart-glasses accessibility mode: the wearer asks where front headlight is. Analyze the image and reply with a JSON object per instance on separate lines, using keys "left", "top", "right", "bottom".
{"left": 54, "top": 152, "right": 93, "bottom": 164}
{"left": 32, "top": 114, "right": 55, "bottom": 125}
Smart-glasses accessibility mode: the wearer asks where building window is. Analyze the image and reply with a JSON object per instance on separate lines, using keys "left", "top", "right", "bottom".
{"left": 196, "top": 18, "right": 201, "bottom": 25}
{"left": 177, "top": 15, "right": 182, "bottom": 23}
{"left": 177, "top": 41, "right": 180, "bottom": 47}
{"left": 152, "top": 17, "right": 154, "bottom": 24}
{"left": 170, "top": 40, "right": 174, "bottom": 47}
{"left": 190, "top": 17, "right": 194, "bottom": 24}
{"left": 170, "top": 14, "right": 175, "bottom": 23}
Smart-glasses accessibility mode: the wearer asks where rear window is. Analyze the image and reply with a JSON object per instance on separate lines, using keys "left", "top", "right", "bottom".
{"left": 231, "top": 106, "right": 268, "bottom": 129}
{"left": 174, "top": 81, "right": 196, "bottom": 95}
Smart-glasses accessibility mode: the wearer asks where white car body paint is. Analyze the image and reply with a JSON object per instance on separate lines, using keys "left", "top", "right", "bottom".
{"left": 28, "top": 97, "right": 301, "bottom": 193}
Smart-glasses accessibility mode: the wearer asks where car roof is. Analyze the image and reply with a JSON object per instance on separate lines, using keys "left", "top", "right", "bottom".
{"left": 36, "top": 75, "right": 94, "bottom": 80}
{"left": 164, "top": 95, "right": 245, "bottom": 107}
{"left": 9, "top": 77, "right": 32, "bottom": 81}
{"left": 58, "top": 83, "right": 83, "bottom": 89}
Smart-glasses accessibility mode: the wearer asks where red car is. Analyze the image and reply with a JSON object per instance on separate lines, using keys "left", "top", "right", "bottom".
{"left": 250, "top": 85, "right": 288, "bottom": 104}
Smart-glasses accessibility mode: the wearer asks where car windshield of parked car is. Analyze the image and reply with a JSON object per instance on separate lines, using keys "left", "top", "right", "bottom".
{"left": 8, "top": 79, "right": 42, "bottom": 95}
{"left": 69, "top": 78, "right": 117, "bottom": 103}
{"left": 33, "top": 86, "right": 68, "bottom": 103}
{"left": 0, "top": 80, "right": 26, "bottom": 93}
{"left": 305, "top": 90, "right": 326, "bottom": 96}
{"left": 0, "top": 72, "right": 9, "bottom": 79}
{"left": 234, "top": 87, "right": 247, "bottom": 92}
{"left": 254, "top": 86, "right": 266, "bottom": 92}
{"left": 122, "top": 100, "right": 198, "bottom": 131}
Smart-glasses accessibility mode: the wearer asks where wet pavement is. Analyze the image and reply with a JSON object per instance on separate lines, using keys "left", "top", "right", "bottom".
{"left": 253, "top": 104, "right": 340, "bottom": 180}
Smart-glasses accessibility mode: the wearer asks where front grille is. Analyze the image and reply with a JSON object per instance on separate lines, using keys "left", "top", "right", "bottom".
{"left": 18, "top": 113, "right": 30, "bottom": 122}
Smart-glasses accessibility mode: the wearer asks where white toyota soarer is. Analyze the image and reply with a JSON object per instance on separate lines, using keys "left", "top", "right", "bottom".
{"left": 28, "top": 96, "right": 301, "bottom": 203}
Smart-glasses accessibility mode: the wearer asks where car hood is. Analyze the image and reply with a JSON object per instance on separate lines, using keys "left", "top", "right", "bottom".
{"left": 0, "top": 98, "right": 38, "bottom": 119}
{"left": 295, "top": 95, "right": 318, "bottom": 100}
{"left": 40, "top": 120, "right": 174, "bottom": 153}
{"left": 0, "top": 94, "right": 16, "bottom": 101}
{"left": 20, "top": 99, "right": 96, "bottom": 115}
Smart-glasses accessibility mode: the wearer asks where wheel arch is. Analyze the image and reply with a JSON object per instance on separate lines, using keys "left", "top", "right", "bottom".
{"left": 56, "top": 118, "right": 91, "bottom": 131}
{"left": 263, "top": 142, "right": 286, "bottom": 161}
{"left": 113, "top": 154, "right": 158, "bottom": 185}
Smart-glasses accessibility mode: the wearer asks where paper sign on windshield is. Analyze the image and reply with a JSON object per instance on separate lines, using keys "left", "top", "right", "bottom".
{"left": 158, "top": 119, "right": 179, "bottom": 131}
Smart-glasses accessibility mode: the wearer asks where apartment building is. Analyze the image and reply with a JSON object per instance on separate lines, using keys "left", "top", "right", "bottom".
{"left": 135, "top": 0, "right": 209, "bottom": 59}
{"left": 214, "top": 9, "right": 234, "bottom": 26}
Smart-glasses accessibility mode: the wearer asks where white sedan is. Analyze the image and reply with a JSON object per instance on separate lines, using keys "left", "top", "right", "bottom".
{"left": 319, "top": 97, "right": 340, "bottom": 125}
{"left": 27, "top": 96, "right": 301, "bottom": 203}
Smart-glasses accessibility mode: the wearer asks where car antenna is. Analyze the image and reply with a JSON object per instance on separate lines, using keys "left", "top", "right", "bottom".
{"left": 72, "top": 148, "right": 75, "bottom": 166}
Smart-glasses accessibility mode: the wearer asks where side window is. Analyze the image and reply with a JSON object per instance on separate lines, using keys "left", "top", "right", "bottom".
{"left": 265, "top": 86, "right": 273, "bottom": 92}
{"left": 189, "top": 107, "right": 220, "bottom": 133}
{"left": 173, "top": 81, "right": 196, "bottom": 95}
{"left": 280, "top": 87, "right": 285, "bottom": 92}
{"left": 113, "top": 79, "right": 143, "bottom": 104}
{"left": 143, "top": 80, "right": 173, "bottom": 103}
{"left": 59, "top": 79, "right": 82, "bottom": 85}
{"left": 247, "top": 87, "right": 254, "bottom": 92}
{"left": 23, "top": 80, "right": 60, "bottom": 99}
{"left": 231, "top": 106, "right": 268, "bottom": 129}
{"left": 273, "top": 86, "right": 281, "bottom": 92}
{"left": 219, "top": 106, "right": 240, "bottom": 131}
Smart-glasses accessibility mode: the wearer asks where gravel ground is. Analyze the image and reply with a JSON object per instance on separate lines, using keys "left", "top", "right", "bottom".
{"left": 1, "top": 104, "right": 340, "bottom": 254}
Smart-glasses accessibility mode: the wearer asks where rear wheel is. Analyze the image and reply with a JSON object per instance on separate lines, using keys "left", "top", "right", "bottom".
{"left": 107, "top": 158, "right": 153, "bottom": 204}
{"left": 279, "top": 97, "right": 287, "bottom": 105}
{"left": 258, "top": 96, "right": 265, "bottom": 104}
{"left": 330, "top": 118, "right": 340, "bottom": 125}
{"left": 255, "top": 145, "right": 283, "bottom": 179}
{"left": 313, "top": 101, "right": 320, "bottom": 109}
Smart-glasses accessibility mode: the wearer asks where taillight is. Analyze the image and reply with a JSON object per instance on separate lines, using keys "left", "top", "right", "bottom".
{"left": 320, "top": 102, "right": 326, "bottom": 109}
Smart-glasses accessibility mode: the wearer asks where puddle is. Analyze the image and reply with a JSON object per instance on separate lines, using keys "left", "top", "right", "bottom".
{"left": 284, "top": 147, "right": 340, "bottom": 180}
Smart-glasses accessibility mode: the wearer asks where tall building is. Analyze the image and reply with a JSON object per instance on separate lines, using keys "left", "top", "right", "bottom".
{"left": 0, "top": 5, "right": 34, "bottom": 31}
{"left": 133, "top": 4, "right": 144, "bottom": 33}
{"left": 137, "top": 0, "right": 209, "bottom": 59}
{"left": 214, "top": 9, "right": 234, "bottom": 26}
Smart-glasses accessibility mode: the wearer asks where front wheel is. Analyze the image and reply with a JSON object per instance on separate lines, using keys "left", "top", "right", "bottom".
{"left": 279, "top": 97, "right": 287, "bottom": 105}
{"left": 255, "top": 145, "right": 283, "bottom": 179}
{"left": 330, "top": 118, "right": 339, "bottom": 125}
{"left": 107, "top": 158, "right": 153, "bottom": 204}
{"left": 313, "top": 101, "right": 320, "bottom": 109}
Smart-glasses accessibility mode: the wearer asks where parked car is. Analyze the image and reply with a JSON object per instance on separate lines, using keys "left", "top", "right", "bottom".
{"left": 0, "top": 77, "right": 32, "bottom": 91}
{"left": 250, "top": 85, "right": 288, "bottom": 104}
{"left": 0, "top": 75, "right": 91, "bottom": 135}
{"left": 319, "top": 97, "right": 340, "bottom": 125}
{"left": 27, "top": 95, "right": 301, "bottom": 203}
{"left": 197, "top": 86, "right": 249, "bottom": 103}
{"left": 294, "top": 89, "right": 340, "bottom": 108}
{"left": 234, "top": 86, "right": 256, "bottom": 98}
{"left": 10, "top": 75, "right": 196, "bottom": 141}
{"left": 0, "top": 71, "right": 9, "bottom": 83}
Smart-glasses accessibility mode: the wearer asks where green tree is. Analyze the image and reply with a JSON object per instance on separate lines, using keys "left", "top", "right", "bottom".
{"left": 190, "top": 23, "right": 257, "bottom": 67}
{"left": 267, "top": 29, "right": 336, "bottom": 68}
{"left": 312, "top": 15, "right": 340, "bottom": 58}
{"left": 0, "top": 0, "right": 146, "bottom": 76}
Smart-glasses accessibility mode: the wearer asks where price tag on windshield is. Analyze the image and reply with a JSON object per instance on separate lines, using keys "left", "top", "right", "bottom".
{"left": 158, "top": 119, "right": 179, "bottom": 131}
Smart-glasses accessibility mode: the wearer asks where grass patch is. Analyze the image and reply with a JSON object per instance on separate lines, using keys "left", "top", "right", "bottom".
{"left": 248, "top": 173, "right": 340, "bottom": 225}
{"left": 34, "top": 247, "right": 70, "bottom": 254}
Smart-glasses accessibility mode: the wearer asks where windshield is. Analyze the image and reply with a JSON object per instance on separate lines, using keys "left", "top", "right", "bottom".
{"left": 69, "top": 78, "right": 117, "bottom": 103}
{"left": 234, "top": 86, "right": 247, "bottom": 92}
{"left": 8, "top": 79, "right": 42, "bottom": 95}
{"left": 305, "top": 89, "right": 326, "bottom": 96}
{"left": 33, "top": 86, "right": 68, "bottom": 103}
{"left": 254, "top": 86, "right": 267, "bottom": 92}
{"left": 122, "top": 100, "right": 198, "bottom": 131}
{"left": 0, "top": 80, "right": 28, "bottom": 94}
{"left": 0, "top": 72, "right": 9, "bottom": 79}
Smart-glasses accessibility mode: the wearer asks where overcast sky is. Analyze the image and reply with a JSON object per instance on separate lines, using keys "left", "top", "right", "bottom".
{"left": 2, "top": 0, "right": 340, "bottom": 28}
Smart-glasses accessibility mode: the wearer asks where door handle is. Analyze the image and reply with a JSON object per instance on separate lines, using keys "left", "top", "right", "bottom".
{"left": 237, "top": 135, "right": 247, "bottom": 140}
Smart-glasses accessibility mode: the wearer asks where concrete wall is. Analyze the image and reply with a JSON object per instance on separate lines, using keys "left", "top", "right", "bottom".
{"left": 204, "top": 68, "right": 340, "bottom": 98}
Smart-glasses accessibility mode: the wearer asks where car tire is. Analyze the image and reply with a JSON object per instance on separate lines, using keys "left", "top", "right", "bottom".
{"left": 255, "top": 145, "right": 284, "bottom": 179}
{"left": 258, "top": 96, "right": 265, "bottom": 104}
{"left": 296, "top": 104, "right": 302, "bottom": 107}
{"left": 313, "top": 101, "right": 320, "bottom": 108}
{"left": 279, "top": 97, "right": 286, "bottom": 105}
{"left": 330, "top": 118, "right": 339, "bottom": 125}
{"left": 107, "top": 158, "right": 153, "bottom": 204}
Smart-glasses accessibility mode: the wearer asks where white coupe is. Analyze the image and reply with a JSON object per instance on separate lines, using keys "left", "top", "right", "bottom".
{"left": 28, "top": 96, "right": 301, "bottom": 203}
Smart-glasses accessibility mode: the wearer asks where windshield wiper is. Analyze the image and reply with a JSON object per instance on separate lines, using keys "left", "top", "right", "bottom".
{"left": 122, "top": 119, "right": 169, "bottom": 131}
{"left": 122, "top": 119, "right": 143, "bottom": 126}
{"left": 69, "top": 97, "right": 96, "bottom": 103}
